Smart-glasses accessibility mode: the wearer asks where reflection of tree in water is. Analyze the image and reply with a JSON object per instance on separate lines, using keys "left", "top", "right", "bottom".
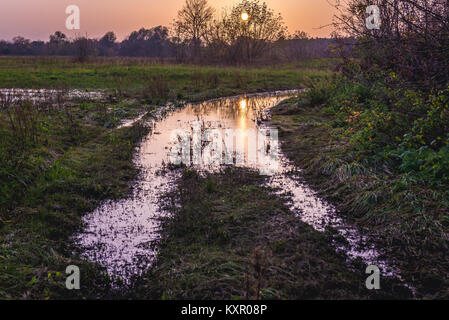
{"left": 185, "top": 94, "right": 288, "bottom": 123}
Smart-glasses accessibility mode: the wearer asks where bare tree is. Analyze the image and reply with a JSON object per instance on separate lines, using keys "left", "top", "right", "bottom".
{"left": 174, "top": 0, "right": 215, "bottom": 60}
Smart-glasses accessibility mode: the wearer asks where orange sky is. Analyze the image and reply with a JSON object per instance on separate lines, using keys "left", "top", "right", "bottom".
{"left": 0, "top": 0, "right": 336, "bottom": 41}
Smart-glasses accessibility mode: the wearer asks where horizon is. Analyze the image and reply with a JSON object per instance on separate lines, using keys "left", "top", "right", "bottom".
{"left": 0, "top": 0, "right": 336, "bottom": 41}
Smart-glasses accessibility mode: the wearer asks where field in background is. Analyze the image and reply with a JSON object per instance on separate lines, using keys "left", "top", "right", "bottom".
{"left": 0, "top": 56, "right": 334, "bottom": 103}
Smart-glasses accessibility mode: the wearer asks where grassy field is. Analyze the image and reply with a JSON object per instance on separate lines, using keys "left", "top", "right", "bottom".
{"left": 0, "top": 56, "right": 335, "bottom": 299}
{"left": 269, "top": 83, "right": 449, "bottom": 299}
{"left": 0, "top": 56, "right": 333, "bottom": 103}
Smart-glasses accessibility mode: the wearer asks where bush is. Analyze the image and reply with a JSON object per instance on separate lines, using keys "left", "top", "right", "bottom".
{"left": 303, "top": 75, "right": 449, "bottom": 187}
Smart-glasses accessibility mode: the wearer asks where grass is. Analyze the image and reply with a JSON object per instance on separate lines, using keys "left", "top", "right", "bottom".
{"left": 270, "top": 88, "right": 449, "bottom": 299}
{"left": 0, "top": 56, "right": 333, "bottom": 103}
{"left": 132, "top": 167, "right": 410, "bottom": 300}
{"left": 0, "top": 92, "right": 152, "bottom": 299}
{"left": 0, "top": 96, "right": 155, "bottom": 212}
{"left": 0, "top": 56, "right": 343, "bottom": 299}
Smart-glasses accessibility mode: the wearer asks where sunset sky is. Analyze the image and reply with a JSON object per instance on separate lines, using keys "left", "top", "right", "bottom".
{"left": 0, "top": 0, "right": 337, "bottom": 41}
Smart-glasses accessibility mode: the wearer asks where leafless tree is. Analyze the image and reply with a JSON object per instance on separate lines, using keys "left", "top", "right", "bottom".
{"left": 174, "top": 0, "right": 215, "bottom": 60}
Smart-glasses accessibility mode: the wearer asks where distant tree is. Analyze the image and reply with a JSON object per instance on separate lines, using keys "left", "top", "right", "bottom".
{"left": 100, "top": 32, "right": 117, "bottom": 48}
{"left": 99, "top": 32, "right": 118, "bottom": 56}
{"left": 31, "top": 41, "right": 46, "bottom": 55}
{"left": 74, "top": 36, "right": 90, "bottom": 62}
{"left": 280, "top": 37, "right": 334, "bottom": 61}
{"left": 174, "top": 0, "right": 215, "bottom": 59}
{"left": 48, "top": 31, "right": 69, "bottom": 55}
{"left": 12, "top": 36, "right": 32, "bottom": 54}
{"left": 49, "top": 31, "right": 67, "bottom": 44}
{"left": 119, "top": 27, "right": 174, "bottom": 57}
{"left": 0, "top": 40, "right": 11, "bottom": 54}
{"left": 291, "top": 30, "right": 309, "bottom": 40}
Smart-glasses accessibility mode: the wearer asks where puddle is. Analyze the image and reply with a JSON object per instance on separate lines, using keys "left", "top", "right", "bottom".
{"left": 267, "top": 157, "right": 399, "bottom": 276}
{"left": 75, "top": 90, "right": 407, "bottom": 287}
{"left": 0, "top": 88, "right": 103, "bottom": 102}
{"left": 118, "top": 112, "right": 148, "bottom": 129}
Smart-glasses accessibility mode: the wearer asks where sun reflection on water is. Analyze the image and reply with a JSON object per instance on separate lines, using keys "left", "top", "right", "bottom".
{"left": 239, "top": 98, "right": 247, "bottom": 110}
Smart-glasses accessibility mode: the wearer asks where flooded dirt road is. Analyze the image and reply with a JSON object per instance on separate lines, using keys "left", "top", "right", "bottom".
{"left": 75, "top": 91, "right": 403, "bottom": 285}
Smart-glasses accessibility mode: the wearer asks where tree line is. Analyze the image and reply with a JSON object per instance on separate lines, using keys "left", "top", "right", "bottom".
{"left": 0, "top": 0, "right": 335, "bottom": 64}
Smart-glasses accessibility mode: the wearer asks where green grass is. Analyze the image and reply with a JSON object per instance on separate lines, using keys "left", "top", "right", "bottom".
{"left": 270, "top": 84, "right": 449, "bottom": 299}
{"left": 0, "top": 93, "right": 152, "bottom": 299}
{"left": 0, "top": 57, "right": 332, "bottom": 103}
{"left": 0, "top": 56, "right": 338, "bottom": 299}
{"left": 0, "top": 98, "right": 155, "bottom": 213}
{"left": 132, "top": 167, "right": 409, "bottom": 300}
{"left": 0, "top": 123, "right": 148, "bottom": 298}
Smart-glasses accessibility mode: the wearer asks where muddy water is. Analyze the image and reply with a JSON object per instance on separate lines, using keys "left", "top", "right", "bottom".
{"left": 75, "top": 91, "right": 402, "bottom": 284}
{"left": 0, "top": 88, "right": 103, "bottom": 101}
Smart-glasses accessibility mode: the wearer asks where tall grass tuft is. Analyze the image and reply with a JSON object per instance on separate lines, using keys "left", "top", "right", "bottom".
{"left": 144, "top": 75, "right": 170, "bottom": 103}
